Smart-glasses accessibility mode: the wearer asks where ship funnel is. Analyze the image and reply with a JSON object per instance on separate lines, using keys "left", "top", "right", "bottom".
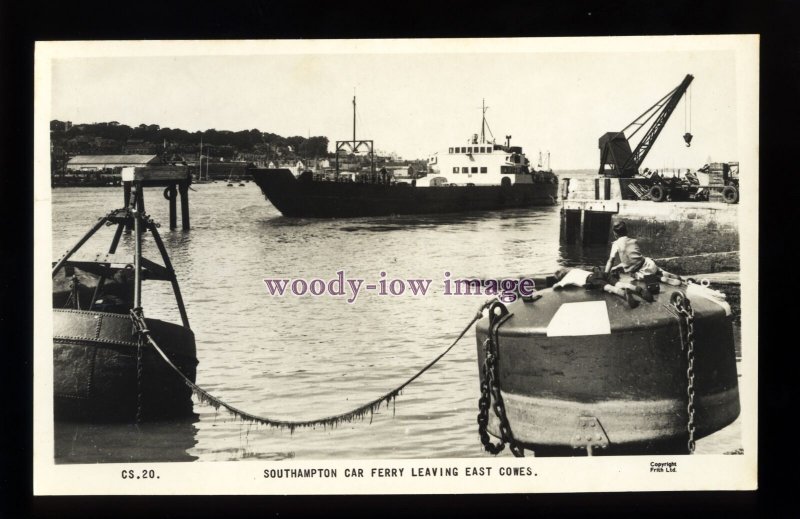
{"left": 683, "top": 132, "right": 693, "bottom": 147}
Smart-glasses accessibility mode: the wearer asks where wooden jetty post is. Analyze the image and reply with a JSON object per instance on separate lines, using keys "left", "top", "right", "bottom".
{"left": 122, "top": 166, "right": 192, "bottom": 231}
{"left": 168, "top": 184, "right": 178, "bottom": 230}
{"left": 178, "top": 182, "right": 190, "bottom": 230}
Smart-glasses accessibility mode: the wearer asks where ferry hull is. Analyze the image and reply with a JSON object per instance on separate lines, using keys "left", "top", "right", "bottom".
{"left": 54, "top": 309, "right": 198, "bottom": 422}
{"left": 251, "top": 168, "right": 558, "bottom": 218}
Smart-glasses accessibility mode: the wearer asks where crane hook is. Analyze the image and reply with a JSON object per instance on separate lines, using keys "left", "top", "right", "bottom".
{"left": 683, "top": 132, "right": 693, "bottom": 147}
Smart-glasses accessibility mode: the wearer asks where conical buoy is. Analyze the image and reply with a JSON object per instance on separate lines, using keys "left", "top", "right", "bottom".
{"left": 683, "top": 132, "right": 693, "bottom": 147}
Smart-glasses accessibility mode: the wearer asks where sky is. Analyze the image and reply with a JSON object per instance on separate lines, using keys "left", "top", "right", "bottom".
{"left": 49, "top": 39, "right": 747, "bottom": 170}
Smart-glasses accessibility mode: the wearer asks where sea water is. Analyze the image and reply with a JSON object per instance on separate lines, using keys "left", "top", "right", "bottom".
{"left": 51, "top": 177, "right": 742, "bottom": 462}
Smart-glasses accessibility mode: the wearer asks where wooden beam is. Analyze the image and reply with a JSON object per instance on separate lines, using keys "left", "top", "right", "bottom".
{"left": 131, "top": 166, "right": 192, "bottom": 186}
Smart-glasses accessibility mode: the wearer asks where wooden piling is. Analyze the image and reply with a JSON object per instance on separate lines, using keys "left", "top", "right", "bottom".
{"left": 123, "top": 181, "right": 133, "bottom": 234}
{"left": 123, "top": 166, "right": 192, "bottom": 231}
{"left": 179, "top": 182, "right": 190, "bottom": 230}
{"left": 579, "top": 209, "right": 586, "bottom": 245}
{"left": 168, "top": 184, "right": 177, "bottom": 230}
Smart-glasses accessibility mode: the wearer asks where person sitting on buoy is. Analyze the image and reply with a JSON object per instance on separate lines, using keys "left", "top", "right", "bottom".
{"left": 552, "top": 267, "right": 652, "bottom": 309}
{"left": 605, "top": 221, "right": 682, "bottom": 286}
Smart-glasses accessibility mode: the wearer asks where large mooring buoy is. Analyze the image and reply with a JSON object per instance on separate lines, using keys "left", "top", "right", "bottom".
{"left": 475, "top": 278, "right": 739, "bottom": 456}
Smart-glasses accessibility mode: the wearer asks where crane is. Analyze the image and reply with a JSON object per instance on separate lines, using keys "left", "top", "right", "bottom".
{"left": 598, "top": 74, "right": 694, "bottom": 178}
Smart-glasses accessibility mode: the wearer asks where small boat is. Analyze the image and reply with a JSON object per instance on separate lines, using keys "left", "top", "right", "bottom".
{"left": 250, "top": 98, "right": 558, "bottom": 218}
{"left": 52, "top": 177, "right": 197, "bottom": 422}
{"left": 475, "top": 274, "right": 739, "bottom": 456}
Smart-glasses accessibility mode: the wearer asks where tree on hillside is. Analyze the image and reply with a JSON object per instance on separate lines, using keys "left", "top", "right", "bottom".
{"left": 50, "top": 119, "right": 332, "bottom": 159}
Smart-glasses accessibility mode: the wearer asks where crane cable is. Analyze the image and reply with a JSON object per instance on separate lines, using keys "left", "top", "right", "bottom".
{"left": 685, "top": 85, "right": 692, "bottom": 134}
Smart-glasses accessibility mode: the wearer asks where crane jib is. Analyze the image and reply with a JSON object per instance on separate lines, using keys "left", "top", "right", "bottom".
{"left": 598, "top": 74, "right": 694, "bottom": 178}
{"left": 622, "top": 74, "right": 694, "bottom": 174}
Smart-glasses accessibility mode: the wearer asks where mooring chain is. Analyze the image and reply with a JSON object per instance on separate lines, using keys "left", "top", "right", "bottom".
{"left": 477, "top": 339, "right": 503, "bottom": 455}
{"left": 671, "top": 292, "right": 697, "bottom": 454}
{"left": 127, "top": 300, "right": 495, "bottom": 430}
{"left": 477, "top": 301, "right": 524, "bottom": 457}
{"left": 132, "top": 308, "right": 148, "bottom": 424}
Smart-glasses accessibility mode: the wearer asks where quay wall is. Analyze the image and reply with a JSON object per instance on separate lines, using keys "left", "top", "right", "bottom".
{"left": 560, "top": 176, "right": 740, "bottom": 263}
{"left": 613, "top": 201, "right": 739, "bottom": 257}
{"left": 654, "top": 251, "right": 740, "bottom": 276}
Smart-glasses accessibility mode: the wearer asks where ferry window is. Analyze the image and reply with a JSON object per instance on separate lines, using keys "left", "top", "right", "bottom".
{"left": 453, "top": 167, "right": 459, "bottom": 173}
{"left": 471, "top": 167, "right": 478, "bottom": 173}
{"left": 461, "top": 167, "right": 468, "bottom": 173}
{"left": 480, "top": 147, "right": 485, "bottom": 153}
{"left": 449, "top": 147, "right": 453, "bottom": 154}
{"left": 480, "top": 167, "right": 487, "bottom": 173}
{"left": 467, "top": 147, "right": 472, "bottom": 153}
{"left": 458, "top": 147, "right": 463, "bottom": 153}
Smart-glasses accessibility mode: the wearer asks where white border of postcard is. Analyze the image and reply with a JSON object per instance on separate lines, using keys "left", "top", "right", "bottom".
{"left": 34, "top": 35, "right": 758, "bottom": 495}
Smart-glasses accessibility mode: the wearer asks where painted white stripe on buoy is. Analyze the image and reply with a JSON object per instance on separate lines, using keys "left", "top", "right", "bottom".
{"left": 546, "top": 301, "right": 611, "bottom": 337}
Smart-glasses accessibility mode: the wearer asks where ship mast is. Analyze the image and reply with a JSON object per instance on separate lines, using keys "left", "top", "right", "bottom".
{"left": 480, "top": 99, "right": 487, "bottom": 143}
{"left": 336, "top": 92, "right": 374, "bottom": 180}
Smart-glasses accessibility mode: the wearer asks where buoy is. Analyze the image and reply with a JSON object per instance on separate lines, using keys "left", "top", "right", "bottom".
{"left": 475, "top": 277, "right": 739, "bottom": 455}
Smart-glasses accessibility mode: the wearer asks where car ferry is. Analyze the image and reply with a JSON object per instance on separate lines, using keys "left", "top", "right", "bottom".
{"left": 250, "top": 98, "right": 558, "bottom": 218}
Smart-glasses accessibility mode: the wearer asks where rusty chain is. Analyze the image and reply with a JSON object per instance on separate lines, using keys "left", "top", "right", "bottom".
{"left": 477, "top": 301, "right": 524, "bottom": 457}
{"left": 133, "top": 308, "right": 147, "bottom": 424}
{"left": 477, "top": 339, "right": 504, "bottom": 455}
{"left": 671, "top": 292, "right": 696, "bottom": 454}
{"left": 128, "top": 300, "right": 493, "bottom": 429}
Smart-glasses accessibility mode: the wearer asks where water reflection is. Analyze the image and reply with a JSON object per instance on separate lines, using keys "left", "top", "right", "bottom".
{"left": 260, "top": 208, "right": 553, "bottom": 233}
{"left": 55, "top": 414, "right": 200, "bottom": 464}
{"left": 558, "top": 242, "right": 609, "bottom": 269}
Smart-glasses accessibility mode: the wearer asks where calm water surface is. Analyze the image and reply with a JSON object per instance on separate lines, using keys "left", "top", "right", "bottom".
{"left": 52, "top": 180, "right": 742, "bottom": 462}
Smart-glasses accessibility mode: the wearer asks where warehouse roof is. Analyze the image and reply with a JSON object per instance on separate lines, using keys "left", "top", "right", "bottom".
{"left": 66, "top": 155, "right": 160, "bottom": 166}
